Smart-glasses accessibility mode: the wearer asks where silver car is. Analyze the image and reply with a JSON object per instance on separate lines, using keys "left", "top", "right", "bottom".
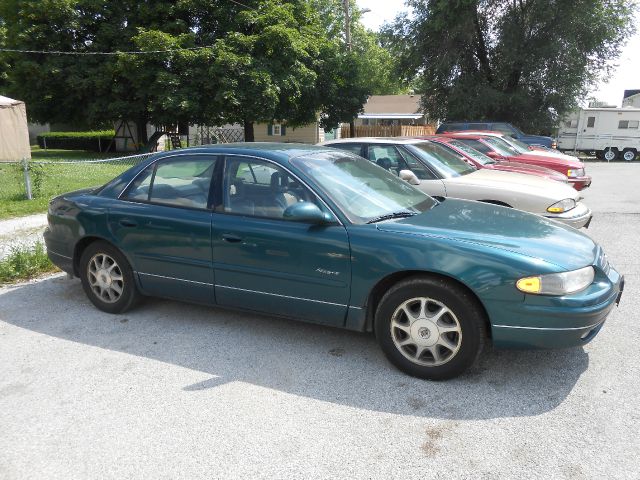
{"left": 321, "top": 138, "right": 592, "bottom": 229}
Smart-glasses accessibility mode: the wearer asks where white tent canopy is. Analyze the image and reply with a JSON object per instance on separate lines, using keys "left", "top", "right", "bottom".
{"left": 0, "top": 95, "right": 31, "bottom": 162}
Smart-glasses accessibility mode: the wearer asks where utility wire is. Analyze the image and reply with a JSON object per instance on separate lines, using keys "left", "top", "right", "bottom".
{"left": 227, "top": 0, "right": 257, "bottom": 10}
{"left": 0, "top": 46, "right": 214, "bottom": 55}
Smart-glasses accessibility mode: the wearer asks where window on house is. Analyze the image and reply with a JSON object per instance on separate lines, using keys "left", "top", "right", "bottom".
{"left": 587, "top": 117, "right": 595, "bottom": 128}
{"left": 565, "top": 119, "right": 578, "bottom": 128}
{"left": 268, "top": 124, "right": 285, "bottom": 136}
{"left": 619, "top": 120, "right": 639, "bottom": 129}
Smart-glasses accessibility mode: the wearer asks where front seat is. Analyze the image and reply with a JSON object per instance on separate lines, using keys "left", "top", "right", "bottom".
{"left": 376, "top": 157, "right": 392, "bottom": 171}
{"left": 270, "top": 172, "right": 290, "bottom": 214}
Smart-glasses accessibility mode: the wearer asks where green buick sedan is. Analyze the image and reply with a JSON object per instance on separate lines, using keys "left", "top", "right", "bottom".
{"left": 44, "top": 144, "right": 624, "bottom": 380}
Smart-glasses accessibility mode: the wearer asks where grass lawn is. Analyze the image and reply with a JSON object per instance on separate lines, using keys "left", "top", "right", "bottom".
{"left": 0, "top": 147, "right": 135, "bottom": 220}
{"left": 30, "top": 146, "right": 124, "bottom": 161}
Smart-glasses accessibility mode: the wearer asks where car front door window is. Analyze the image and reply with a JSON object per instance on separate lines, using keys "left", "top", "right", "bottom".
{"left": 222, "top": 157, "right": 318, "bottom": 219}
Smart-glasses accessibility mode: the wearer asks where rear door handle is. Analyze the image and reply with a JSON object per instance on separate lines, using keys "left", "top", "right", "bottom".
{"left": 222, "top": 233, "right": 242, "bottom": 243}
{"left": 119, "top": 219, "right": 138, "bottom": 228}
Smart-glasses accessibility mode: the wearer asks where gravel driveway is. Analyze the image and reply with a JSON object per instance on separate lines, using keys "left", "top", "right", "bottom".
{"left": 0, "top": 213, "right": 47, "bottom": 259}
{"left": 1, "top": 163, "right": 638, "bottom": 479}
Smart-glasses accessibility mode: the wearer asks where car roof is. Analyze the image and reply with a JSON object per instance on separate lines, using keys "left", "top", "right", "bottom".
{"left": 438, "top": 132, "right": 494, "bottom": 140}
{"left": 149, "top": 142, "right": 335, "bottom": 164}
{"left": 448, "top": 131, "right": 505, "bottom": 137}
{"left": 321, "top": 137, "right": 431, "bottom": 145}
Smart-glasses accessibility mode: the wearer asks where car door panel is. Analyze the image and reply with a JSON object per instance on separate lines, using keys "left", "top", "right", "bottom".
{"left": 108, "top": 203, "right": 214, "bottom": 304}
{"left": 212, "top": 215, "right": 350, "bottom": 325}
{"left": 212, "top": 155, "right": 351, "bottom": 326}
{"left": 108, "top": 155, "right": 218, "bottom": 304}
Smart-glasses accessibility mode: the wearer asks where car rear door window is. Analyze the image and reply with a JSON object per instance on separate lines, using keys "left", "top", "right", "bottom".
{"left": 123, "top": 156, "right": 216, "bottom": 210}
{"left": 331, "top": 143, "right": 364, "bottom": 157}
{"left": 222, "top": 157, "right": 317, "bottom": 219}
{"left": 468, "top": 123, "right": 488, "bottom": 130}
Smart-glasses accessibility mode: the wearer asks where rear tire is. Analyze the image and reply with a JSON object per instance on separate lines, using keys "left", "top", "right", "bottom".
{"left": 79, "top": 241, "right": 139, "bottom": 314}
{"left": 622, "top": 149, "right": 637, "bottom": 162}
{"left": 374, "top": 276, "right": 487, "bottom": 380}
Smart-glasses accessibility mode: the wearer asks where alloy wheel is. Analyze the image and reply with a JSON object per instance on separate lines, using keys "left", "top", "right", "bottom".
{"left": 390, "top": 297, "right": 462, "bottom": 367}
{"left": 87, "top": 253, "right": 124, "bottom": 304}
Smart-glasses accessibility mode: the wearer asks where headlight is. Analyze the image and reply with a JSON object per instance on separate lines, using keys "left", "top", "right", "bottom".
{"left": 547, "top": 198, "right": 576, "bottom": 213}
{"left": 516, "top": 266, "right": 594, "bottom": 295}
{"left": 567, "top": 168, "right": 585, "bottom": 178}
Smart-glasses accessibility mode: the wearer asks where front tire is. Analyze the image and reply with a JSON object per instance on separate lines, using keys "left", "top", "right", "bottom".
{"left": 604, "top": 148, "right": 618, "bottom": 161}
{"left": 374, "top": 276, "right": 487, "bottom": 380}
{"left": 79, "top": 241, "right": 139, "bottom": 314}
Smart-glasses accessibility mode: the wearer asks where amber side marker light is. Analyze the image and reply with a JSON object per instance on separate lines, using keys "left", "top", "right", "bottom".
{"left": 516, "top": 277, "right": 541, "bottom": 294}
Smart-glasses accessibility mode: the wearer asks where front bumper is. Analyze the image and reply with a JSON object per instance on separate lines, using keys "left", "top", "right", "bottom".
{"left": 544, "top": 202, "right": 592, "bottom": 229}
{"left": 568, "top": 175, "right": 592, "bottom": 191}
{"left": 489, "top": 265, "right": 623, "bottom": 349}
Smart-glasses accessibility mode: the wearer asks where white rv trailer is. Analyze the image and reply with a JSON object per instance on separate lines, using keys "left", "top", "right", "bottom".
{"left": 557, "top": 107, "right": 640, "bottom": 161}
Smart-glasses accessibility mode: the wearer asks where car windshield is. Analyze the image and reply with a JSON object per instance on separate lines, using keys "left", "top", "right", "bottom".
{"left": 447, "top": 140, "right": 495, "bottom": 165}
{"left": 291, "top": 151, "right": 437, "bottom": 224}
{"left": 502, "top": 136, "right": 532, "bottom": 154}
{"left": 406, "top": 142, "right": 477, "bottom": 178}
{"left": 483, "top": 137, "right": 520, "bottom": 156}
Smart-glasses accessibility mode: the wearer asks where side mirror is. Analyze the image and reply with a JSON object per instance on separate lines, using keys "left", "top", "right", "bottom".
{"left": 486, "top": 151, "right": 501, "bottom": 159}
{"left": 283, "top": 202, "right": 331, "bottom": 224}
{"left": 399, "top": 169, "right": 421, "bottom": 185}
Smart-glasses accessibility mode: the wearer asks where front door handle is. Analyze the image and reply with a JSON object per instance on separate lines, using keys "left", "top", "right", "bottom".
{"left": 222, "top": 233, "right": 242, "bottom": 243}
{"left": 119, "top": 219, "right": 138, "bottom": 228}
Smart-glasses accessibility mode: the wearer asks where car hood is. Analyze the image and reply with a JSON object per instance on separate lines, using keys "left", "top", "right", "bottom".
{"left": 526, "top": 149, "right": 581, "bottom": 161}
{"left": 493, "top": 161, "right": 567, "bottom": 180}
{"left": 376, "top": 198, "right": 597, "bottom": 270}
{"left": 445, "top": 169, "right": 579, "bottom": 200}
{"left": 513, "top": 152, "right": 583, "bottom": 169}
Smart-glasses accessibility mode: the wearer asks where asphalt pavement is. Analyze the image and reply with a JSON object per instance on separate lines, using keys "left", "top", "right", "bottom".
{"left": 1, "top": 162, "right": 639, "bottom": 479}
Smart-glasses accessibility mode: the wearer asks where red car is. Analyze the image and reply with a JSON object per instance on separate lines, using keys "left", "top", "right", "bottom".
{"left": 438, "top": 132, "right": 592, "bottom": 190}
{"left": 419, "top": 135, "right": 568, "bottom": 183}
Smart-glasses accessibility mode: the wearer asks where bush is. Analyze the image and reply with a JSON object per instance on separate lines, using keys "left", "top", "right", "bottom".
{"left": 0, "top": 242, "right": 58, "bottom": 284}
{"left": 37, "top": 130, "right": 116, "bottom": 152}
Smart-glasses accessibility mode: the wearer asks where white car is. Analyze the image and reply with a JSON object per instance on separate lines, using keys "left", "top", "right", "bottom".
{"left": 321, "top": 138, "right": 592, "bottom": 229}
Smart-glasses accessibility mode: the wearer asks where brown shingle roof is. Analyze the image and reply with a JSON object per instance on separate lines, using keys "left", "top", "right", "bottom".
{"left": 362, "top": 95, "right": 422, "bottom": 115}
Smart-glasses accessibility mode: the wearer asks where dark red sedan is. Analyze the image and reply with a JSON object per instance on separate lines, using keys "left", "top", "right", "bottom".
{"left": 419, "top": 135, "right": 568, "bottom": 183}
{"left": 438, "top": 132, "right": 592, "bottom": 190}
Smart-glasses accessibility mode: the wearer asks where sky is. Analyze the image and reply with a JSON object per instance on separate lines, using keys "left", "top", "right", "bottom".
{"left": 356, "top": 0, "right": 640, "bottom": 107}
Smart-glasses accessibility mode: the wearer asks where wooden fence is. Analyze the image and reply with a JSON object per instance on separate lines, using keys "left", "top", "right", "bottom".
{"left": 340, "top": 124, "right": 436, "bottom": 138}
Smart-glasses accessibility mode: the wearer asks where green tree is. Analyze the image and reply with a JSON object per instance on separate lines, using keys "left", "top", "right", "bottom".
{"left": 384, "top": 0, "right": 635, "bottom": 133}
{"left": 1, "top": 0, "right": 404, "bottom": 144}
